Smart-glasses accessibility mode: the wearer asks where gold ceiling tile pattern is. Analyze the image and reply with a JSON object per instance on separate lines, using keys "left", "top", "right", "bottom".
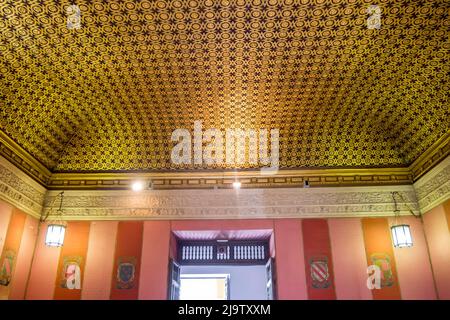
{"left": 0, "top": 0, "right": 448, "bottom": 172}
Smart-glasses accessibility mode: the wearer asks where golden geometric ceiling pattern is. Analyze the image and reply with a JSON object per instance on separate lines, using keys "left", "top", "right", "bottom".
{"left": 0, "top": 0, "right": 448, "bottom": 172}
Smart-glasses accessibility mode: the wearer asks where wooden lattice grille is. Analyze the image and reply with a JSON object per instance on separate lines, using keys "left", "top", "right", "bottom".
{"left": 178, "top": 240, "right": 269, "bottom": 265}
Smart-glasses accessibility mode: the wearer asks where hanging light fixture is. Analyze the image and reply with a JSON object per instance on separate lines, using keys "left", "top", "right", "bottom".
{"left": 42, "top": 192, "right": 67, "bottom": 247}
{"left": 391, "top": 224, "right": 413, "bottom": 248}
{"left": 390, "top": 192, "right": 419, "bottom": 248}
{"left": 45, "top": 223, "right": 66, "bottom": 247}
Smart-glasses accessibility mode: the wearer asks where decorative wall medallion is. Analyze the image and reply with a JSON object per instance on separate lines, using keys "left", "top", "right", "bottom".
{"left": 60, "top": 256, "right": 82, "bottom": 290}
{"left": 0, "top": 251, "right": 15, "bottom": 287}
{"left": 370, "top": 253, "right": 394, "bottom": 288}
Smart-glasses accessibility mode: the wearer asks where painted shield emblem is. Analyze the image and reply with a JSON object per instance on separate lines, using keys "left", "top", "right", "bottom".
{"left": 310, "top": 256, "right": 330, "bottom": 289}
{"left": 370, "top": 253, "right": 394, "bottom": 287}
{"left": 119, "top": 263, "right": 135, "bottom": 282}
{"left": 116, "top": 257, "right": 136, "bottom": 289}
{"left": 0, "top": 251, "right": 15, "bottom": 287}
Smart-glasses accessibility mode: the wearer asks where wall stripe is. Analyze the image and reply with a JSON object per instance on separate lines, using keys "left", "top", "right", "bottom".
{"left": 25, "top": 223, "right": 61, "bottom": 300}
{"left": 169, "top": 231, "right": 177, "bottom": 260}
{"left": 274, "top": 219, "right": 307, "bottom": 300}
{"left": 361, "top": 218, "right": 401, "bottom": 300}
{"left": 390, "top": 216, "right": 436, "bottom": 299}
{"left": 82, "top": 221, "right": 118, "bottom": 300}
{"left": 110, "top": 221, "right": 143, "bottom": 300}
{"left": 0, "top": 209, "right": 26, "bottom": 299}
{"left": 328, "top": 218, "right": 372, "bottom": 300}
{"left": 302, "top": 219, "right": 336, "bottom": 300}
{"left": 445, "top": 200, "right": 450, "bottom": 232}
{"left": 9, "top": 215, "right": 38, "bottom": 299}
{"left": 139, "top": 221, "right": 171, "bottom": 300}
{"left": 54, "top": 222, "right": 91, "bottom": 300}
{"left": 0, "top": 200, "right": 13, "bottom": 256}
{"left": 423, "top": 204, "right": 450, "bottom": 299}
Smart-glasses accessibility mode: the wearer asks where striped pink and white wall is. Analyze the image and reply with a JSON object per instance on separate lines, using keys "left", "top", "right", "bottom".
{"left": 0, "top": 198, "right": 449, "bottom": 300}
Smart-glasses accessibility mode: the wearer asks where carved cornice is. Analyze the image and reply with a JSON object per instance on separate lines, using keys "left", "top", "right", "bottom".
{"left": 2, "top": 149, "right": 448, "bottom": 221}
{"left": 410, "top": 131, "right": 450, "bottom": 182}
{"left": 0, "top": 130, "right": 51, "bottom": 186}
{"left": 47, "top": 168, "right": 413, "bottom": 190}
{"left": 42, "top": 185, "right": 419, "bottom": 220}
{"left": 0, "top": 156, "right": 46, "bottom": 219}
{"left": 1, "top": 151, "right": 446, "bottom": 221}
{"left": 414, "top": 154, "right": 450, "bottom": 214}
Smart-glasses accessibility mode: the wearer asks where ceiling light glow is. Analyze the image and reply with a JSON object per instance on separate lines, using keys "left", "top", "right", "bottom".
{"left": 132, "top": 181, "right": 145, "bottom": 192}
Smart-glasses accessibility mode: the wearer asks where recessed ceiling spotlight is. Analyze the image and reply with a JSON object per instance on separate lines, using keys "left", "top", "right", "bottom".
{"left": 233, "top": 181, "right": 241, "bottom": 189}
{"left": 131, "top": 181, "right": 145, "bottom": 192}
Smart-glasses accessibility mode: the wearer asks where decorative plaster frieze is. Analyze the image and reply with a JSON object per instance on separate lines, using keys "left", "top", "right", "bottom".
{"left": 0, "top": 131, "right": 51, "bottom": 185}
{"left": 0, "top": 156, "right": 46, "bottom": 218}
{"left": 414, "top": 155, "right": 450, "bottom": 213}
{"left": 43, "top": 185, "right": 419, "bottom": 220}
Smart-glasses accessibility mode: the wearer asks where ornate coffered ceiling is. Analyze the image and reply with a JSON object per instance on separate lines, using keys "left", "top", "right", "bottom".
{"left": 0, "top": 0, "right": 449, "bottom": 182}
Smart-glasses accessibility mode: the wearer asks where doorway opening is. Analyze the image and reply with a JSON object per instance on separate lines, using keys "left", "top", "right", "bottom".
{"left": 180, "top": 274, "right": 229, "bottom": 300}
{"left": 168, "top": 230, "right": 276, "bottom": 300}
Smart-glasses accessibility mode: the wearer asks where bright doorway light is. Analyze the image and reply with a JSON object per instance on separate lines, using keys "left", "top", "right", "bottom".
{"left": 232, "top": 181, "right": 241, "bottom": 189}
{"left": 180, "top": 274, "right": 229, "bottom": 300}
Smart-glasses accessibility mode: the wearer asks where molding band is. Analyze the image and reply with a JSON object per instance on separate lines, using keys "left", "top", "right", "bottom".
{"left": 0, "top": 156, "right": 46, "bottom": 218}
{"left": 41, "top": 185, "right": 419, "bottom": 220}
{"left": 414, "top": 155, "right": 450, "bottom": 213}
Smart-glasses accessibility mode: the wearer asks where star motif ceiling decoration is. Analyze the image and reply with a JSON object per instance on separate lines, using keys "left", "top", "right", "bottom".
{"left": 0, "top": 0, "right": 448, "bottom": 173}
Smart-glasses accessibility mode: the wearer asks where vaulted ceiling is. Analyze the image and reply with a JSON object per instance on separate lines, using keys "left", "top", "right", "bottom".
{"left": 0, "top": 0, "right": 448, "bottom": 173}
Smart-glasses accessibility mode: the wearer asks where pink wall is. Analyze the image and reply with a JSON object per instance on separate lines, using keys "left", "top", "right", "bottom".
{"left": 390, "top": 216, "right": 437, "bottom": 299}
{"left": 274, "top": 219, "right": 307, "bottom": 299}
{"left": 25, "top": 223, "right": 61, "bottom": 300}
{"left": 328, "top": 218, "right": 372, "bottom": 300}
{"left": 139, "top": 221, "right": 171, "bottom": 300}
{"left": 423, "top": 202, "right": 450, "bottom": 299}
{"left": 82, "top": 221, "right": 118, "bottom": 300}
{"left": 0, "top": 198, "right": 445, "bottom": 300}
{"left": 0, "top": 205, "right": 38, "bottom": 300}
{"left": 0, "top": 200, "right": 13, "bottom": 254}
{"left": 9, "top": 215, "right": 39, "bottom": 299}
